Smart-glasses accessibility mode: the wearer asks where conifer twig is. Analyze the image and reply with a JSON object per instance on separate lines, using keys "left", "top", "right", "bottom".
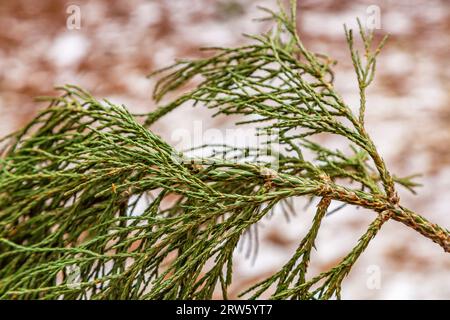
{"left": 0, "top": 1, "right": 448, "bottom": 300}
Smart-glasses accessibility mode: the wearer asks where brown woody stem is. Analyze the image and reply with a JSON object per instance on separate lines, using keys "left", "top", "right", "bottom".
{"left": 316, "top": 182, "right": 450, "bottom": 253}
{"left": 393, "top": 207, "right": 449, "bottom": 253}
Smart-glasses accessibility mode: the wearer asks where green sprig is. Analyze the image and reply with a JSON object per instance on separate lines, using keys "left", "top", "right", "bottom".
{"left": 0, "top": 1, "right": 448, "bottom": 300}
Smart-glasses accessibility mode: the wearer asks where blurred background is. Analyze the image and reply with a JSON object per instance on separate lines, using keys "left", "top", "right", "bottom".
{"left": 0, "top": 0, "right": 448, "bottom": 299}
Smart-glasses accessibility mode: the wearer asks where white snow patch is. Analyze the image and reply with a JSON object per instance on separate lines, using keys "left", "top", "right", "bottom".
{"left": 48, "top": 32, "right": 90, "bottom": 67}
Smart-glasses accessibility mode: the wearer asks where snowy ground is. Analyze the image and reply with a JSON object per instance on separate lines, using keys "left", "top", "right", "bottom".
{"left": 0, "top": 0, "right": 448, "bottom": 299}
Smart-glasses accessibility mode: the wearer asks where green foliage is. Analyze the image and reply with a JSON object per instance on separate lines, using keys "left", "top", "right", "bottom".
{"left": 0, "top": 1, "right": 448, "bottom": 299}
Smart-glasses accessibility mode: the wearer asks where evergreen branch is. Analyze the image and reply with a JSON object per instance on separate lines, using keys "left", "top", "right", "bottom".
{"left": 0, "top": 1, "right": 448, "bottom": 300}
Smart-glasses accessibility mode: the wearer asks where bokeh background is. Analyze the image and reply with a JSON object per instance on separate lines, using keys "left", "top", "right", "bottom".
{"left": 0, "top": 0, "right": 449, "bottom": 299}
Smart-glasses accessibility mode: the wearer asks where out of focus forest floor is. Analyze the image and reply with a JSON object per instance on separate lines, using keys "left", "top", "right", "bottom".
{"left": 0, "top": 0, "right": 448, "bottom": 299}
